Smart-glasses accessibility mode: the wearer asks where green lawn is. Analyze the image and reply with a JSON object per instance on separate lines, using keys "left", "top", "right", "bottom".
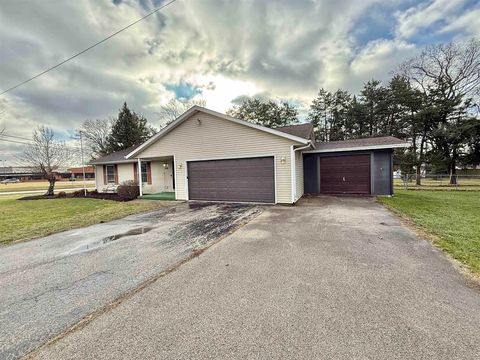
{"left": 379, "top": 190, "right": 480, "bottom": 274}
{"left": 139, "top": 192, "right": 176, "bottom": 200}
{"left": 0, "top": 195, "right": 173, "bottom": 246}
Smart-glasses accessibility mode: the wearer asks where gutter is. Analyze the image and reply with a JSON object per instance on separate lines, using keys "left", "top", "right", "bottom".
{"left": 291, "top": 141, "right": 314, "bottom": 203}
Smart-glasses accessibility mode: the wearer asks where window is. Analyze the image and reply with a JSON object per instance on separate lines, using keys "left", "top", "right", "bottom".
{"left": 141, "top": 162, "right": 148, "bottom": 183}
{"left": 106, "top": 165, "right": 115, "bottom": 183}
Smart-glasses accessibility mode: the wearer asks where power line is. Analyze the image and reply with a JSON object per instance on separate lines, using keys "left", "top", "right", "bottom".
{"left": 0, "top": 133, "right": 32, "bottom": 142}
{"left": 0, "top": 0, "right": 178, "bottom": 96}
{"left": 0, "top": 135, "right": 83, "bottom": 150}
{"left": 0, "top": 137, "right": 31, "bottom": 146}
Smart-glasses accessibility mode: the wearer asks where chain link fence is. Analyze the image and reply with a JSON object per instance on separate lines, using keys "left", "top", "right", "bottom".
{"left": 394, "top": 174, "right": 480, "bottom": 190}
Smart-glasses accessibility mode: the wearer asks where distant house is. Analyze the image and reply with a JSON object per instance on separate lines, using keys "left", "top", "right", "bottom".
{"left": 90, "top": 106, "right": 408, "bottom": 203}
{"left": 67, "top": 166, "right": 95, "bottom": 180}
{"left": 0, "top": 166, "right": 72, "bottom": 181}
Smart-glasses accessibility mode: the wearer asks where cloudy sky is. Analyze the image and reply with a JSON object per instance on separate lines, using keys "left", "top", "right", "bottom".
{"left": 0, "top": 0, "right": 479, "bottom": 163}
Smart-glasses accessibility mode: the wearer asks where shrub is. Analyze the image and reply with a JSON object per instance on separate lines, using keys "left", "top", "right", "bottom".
{"left": 117, "top": 180, "right": 139, "bottom": 201}
{"left": 57, "top": 191, "right": 67, "bottom": 198}
{"left": 72, "top": 190, "right": 84, "bottom": 197}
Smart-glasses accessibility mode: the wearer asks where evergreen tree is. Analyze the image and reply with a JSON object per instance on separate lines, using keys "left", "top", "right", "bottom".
{"left": 106, "top": 102, "right": 155, "bottom": 153}
{"left": 307, "top": 88, "right": 333, "bottom": 141}
{"left": 227, "top": 98, "right": 298, "bottom": 128}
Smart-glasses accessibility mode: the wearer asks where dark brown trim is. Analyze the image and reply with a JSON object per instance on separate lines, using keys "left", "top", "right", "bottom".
{"left": 133, "top": 163, "right": 138, "bottom": 183}
{"left": 146, "top": 162, "right": 152, "bottom": 185}
{"left": 103, "top": 165, "right": 107, "bottom": 185}
{"left": 114, "top": 164, "right": 119, "bottom": 184}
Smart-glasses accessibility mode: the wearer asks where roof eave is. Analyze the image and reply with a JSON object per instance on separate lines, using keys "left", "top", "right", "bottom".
{"left": 126, "top": 106, "right": 310, "bottom": 159}
{"left": 303, "top": 143, "right": 410, "bottom": 154}
{"left": 89, "top": 159, "right": 137, "bottom": 165}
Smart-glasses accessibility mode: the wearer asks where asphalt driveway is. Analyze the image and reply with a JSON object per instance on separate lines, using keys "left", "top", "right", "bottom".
{"left": 32, "top": 196, "right": 480, "bottom": 360}
{"left": 0, "top": 202, "right": 260, "bottom": 360}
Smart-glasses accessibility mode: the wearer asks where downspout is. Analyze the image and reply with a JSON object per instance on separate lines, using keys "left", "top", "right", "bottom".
{"left": 291, "top": 141, "right": 314, "bottom": 203}
{"left": 137, "top": 158, "right": 143, "bottom": 197}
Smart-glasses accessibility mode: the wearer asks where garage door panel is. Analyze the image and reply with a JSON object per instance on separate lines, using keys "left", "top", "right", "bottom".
{"left": 188, "top": 157, "right": 275, "bottom": 203}
{"left": 320, "top": 154, "right": 370, "bottom": 194}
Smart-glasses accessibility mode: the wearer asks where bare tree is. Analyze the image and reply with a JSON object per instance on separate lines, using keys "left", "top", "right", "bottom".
{"left": 22, "top": 126, "right": 71, "bottom": 196}
{"left": 400, "top": 38, "right": 480, "bottom": 184}
{"left": 79, "top": 118, "right": 112, "bottom": 158}
{"left": 158, "top": 98, "right": 206, "bottom": 128}
{"left": 401, "top": 38, "right": 480, "bottom": 101}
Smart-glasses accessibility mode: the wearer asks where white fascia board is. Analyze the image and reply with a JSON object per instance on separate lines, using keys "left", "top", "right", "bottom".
{"left": 89, "top": 160, "right": 137, "bottom": 165}
{"left": 302, "top": 143, "right": 410, "bottom": 154}
{"left": 126, "top": 106, "right": 309, "bottom": 159}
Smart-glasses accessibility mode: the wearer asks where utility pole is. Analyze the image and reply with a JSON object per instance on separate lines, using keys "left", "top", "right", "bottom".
{"left": 79, "top": 131, "right": 87, "bottom": 197}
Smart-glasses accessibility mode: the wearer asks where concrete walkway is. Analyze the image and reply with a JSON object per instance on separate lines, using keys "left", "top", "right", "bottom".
{"left": 32, "top": 197, "right": 480, "bottom": 359}
{"left": 0, "top": 202, "right": 259, "bottom": 360}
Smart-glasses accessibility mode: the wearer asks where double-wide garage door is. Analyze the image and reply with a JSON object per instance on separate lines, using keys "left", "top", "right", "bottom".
{"left": 187, "top": 157, "right": 275, "bottom": 203}
{"left": 320, "top": 154, "right": 371, "bottom": 194}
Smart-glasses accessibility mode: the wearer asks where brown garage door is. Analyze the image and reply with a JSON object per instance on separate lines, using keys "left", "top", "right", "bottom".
{"left": 320, "top": 154, "right": 371, "bottom": 194}
{"left": 187, "top": 157, "right": 275, "bottom": 203}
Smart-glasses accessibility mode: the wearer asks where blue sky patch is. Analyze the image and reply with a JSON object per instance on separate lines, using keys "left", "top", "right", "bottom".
{"left": 165, "top": 83, "right": 202, "bottom": 100}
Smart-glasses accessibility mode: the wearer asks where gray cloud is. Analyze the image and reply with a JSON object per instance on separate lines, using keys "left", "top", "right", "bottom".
{"left": 0, "top": 0, "right": 478, "bottom": 162}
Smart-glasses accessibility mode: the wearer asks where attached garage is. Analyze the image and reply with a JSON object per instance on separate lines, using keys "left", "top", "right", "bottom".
{"left": 187, "top": 157, "right": 275, "bottom": 203}
{"left": 319, "top": 154, "right": 371, "bottom": 194}
{"left": 303, "top": 136, "right": 410, "bottom": 196}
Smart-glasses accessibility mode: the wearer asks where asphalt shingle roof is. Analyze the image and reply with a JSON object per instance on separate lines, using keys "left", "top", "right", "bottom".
{"left": 274, "top": 123, "right": 314, "bottom": 140}
{"left": 313, "top": 136, "right": 408, "bottom": 151}
{"left": 89, "top": 145, "right": 140, "bottom": 164}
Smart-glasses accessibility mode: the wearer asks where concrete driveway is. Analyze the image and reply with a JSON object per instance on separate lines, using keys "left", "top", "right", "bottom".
{"left": 31, "top": 196, "right": 480, "bottom": 360}
{"left": 0, "top": 202, "right": 260, "bottom": 360}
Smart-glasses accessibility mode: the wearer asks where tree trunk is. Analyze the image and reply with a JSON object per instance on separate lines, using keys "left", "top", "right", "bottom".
{"left": 449, "top": 152, "right": 457, "bottom": 185}
{"left": 46, "top": 177, "right": 55, "bottom": 196}
{"left": 416, "top": 131, "right": 427, "bottom": 186}
{"left": 415, "top": 165, "right": 421, "bottom": 186}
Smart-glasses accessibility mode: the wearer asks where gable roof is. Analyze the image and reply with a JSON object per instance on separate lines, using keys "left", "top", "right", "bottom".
{"left": 89, "top": 145, "right": 140, "bottom": 165}
{"left": 274, "top": 123, "right": 314, "bottom": 139}
{"left": 126, "top": 106, "right": 311, "bottom": 159}
{"left": 305, "top": 136, "right": 409, "bottom": 153}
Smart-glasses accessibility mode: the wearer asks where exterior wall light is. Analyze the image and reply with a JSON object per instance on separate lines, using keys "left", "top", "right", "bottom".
{"left": 163, "top": 162, "right": 169, "bottom": 169}
{"left": 177, "top": 163, "right": 183, "bottom": 169}
{"left": 280, "top": 156, "right": 287, "bottom": 164}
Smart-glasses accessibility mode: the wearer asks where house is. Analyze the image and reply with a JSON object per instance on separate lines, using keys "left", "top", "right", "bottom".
{"left": 0, "top": 166, "right": 70, "bottom": 181}
{"left": 90, "top": 106, "right": 409, "bottom": 204}
{"left": 67, "top": 166, "right": 95, "bottom": 180}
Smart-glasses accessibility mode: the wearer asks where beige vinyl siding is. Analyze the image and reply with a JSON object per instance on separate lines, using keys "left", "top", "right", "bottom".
{"left": 95, "top": 165, "right": 103, "bottom": 190}
{"left": 136, "top": 112, "right": 303, "bottom": 203}
{"left": 117, "top": 163, "right": 134, "bottom": 184}
{"left": 143, "top": 160, "right": 174, "bottom": 194}
{"left": 94, "top": 161, "right": 173, "bottom": 194}
{"left": 295, "top": 150, "right": 304, "bottom": 200}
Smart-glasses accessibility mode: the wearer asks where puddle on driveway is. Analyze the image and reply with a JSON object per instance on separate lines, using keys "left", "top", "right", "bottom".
{"left": 69, "top": 227, "right": 153, "bottom": 253}
{"left": 103, "top": 227, "right": 153, "bottom": 243}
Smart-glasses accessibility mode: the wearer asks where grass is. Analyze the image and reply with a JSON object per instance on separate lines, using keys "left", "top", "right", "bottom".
{"left": 0, "top": 181, "right": 96, "bottom": 193}
{"left": 139, "top": 192, "right": 176, "bottom": 200}
{"left": 393, "top": 178, "right": 480, "bottom": 191}
{"left": 379, "top": 190, "right": 480, "bottom": 274}
{"left": 0, "top": 195, "right": 173, "bottom": 246}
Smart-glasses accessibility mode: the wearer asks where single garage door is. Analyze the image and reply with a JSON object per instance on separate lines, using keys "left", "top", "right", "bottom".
{"left": 187, "top": 157, "right": 275, "bottom": 203}
{"left": 320, "top": 154, "right": 371, "bottom": 194}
